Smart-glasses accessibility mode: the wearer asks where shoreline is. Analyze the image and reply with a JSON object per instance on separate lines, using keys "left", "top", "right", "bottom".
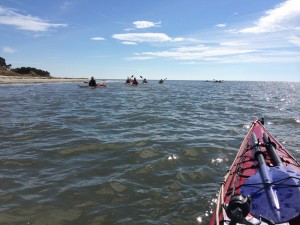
{"left": 0, "top": 75, "right": 88, "bottom": 84}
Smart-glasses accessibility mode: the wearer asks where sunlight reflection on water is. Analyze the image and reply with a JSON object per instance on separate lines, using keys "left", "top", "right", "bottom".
{"left": 0, "top": 81, "right": 299, "bottom": 224}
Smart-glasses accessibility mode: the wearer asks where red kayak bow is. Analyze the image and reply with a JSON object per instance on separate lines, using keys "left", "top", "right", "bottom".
{"left": 209, "top": 119, "right": 300, "bottom": 225}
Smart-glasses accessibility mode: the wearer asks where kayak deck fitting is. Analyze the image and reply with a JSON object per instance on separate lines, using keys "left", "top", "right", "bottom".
{"left": 209, "top": 119, "right": 300, "bottom": 225}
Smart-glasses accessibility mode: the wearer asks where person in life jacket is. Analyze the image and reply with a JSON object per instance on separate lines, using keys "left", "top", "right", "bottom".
{"left": 132, "top": 77, "right": 138, "bottom": 85}
{"left": 89, "top": 77, "right": 97, "bottom": 86}
{"left": 125, "top": 77, "right": 131, "bottom": 84}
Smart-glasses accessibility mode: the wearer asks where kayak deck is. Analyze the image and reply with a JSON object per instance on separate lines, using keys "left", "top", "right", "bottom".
{"left": 210, "top": 119, "right": 300, "bottom": 225}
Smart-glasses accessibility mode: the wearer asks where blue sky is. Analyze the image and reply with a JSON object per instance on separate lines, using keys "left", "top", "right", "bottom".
{"left": 0, "top": 0, "right": 299, "bottom": 81}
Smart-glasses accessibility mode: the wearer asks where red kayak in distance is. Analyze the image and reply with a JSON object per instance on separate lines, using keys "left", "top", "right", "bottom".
{"left": 209, "top": 118, "right": 300, "bottom": 225}
{"left": 78, "top": 83, "right": 107, "bottom": 88}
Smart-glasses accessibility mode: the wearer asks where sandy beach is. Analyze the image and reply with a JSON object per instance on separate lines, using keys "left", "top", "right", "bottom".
{"left": 0, "top": 75, "right": 88, "bottom": 84}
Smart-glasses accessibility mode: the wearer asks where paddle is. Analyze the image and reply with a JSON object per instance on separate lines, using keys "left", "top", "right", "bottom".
{"left": 240, "top": 133, "right": 300, "bottom": 224}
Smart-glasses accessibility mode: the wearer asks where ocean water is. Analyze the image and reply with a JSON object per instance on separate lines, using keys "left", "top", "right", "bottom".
{"left": 0, "top": 80, "right": 299, "bottom": 225}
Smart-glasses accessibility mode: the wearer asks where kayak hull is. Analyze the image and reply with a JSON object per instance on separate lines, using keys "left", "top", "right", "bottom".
{"left": 78, "top": 84, "right": 106, "bottom": 88}
{"left": 209, "top": 119, "right": 300, "bottom": 225}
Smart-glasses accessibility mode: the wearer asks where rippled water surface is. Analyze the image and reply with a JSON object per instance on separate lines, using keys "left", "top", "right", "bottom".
{"left": 0, "top": 81, "right": 299, "bottom": 225}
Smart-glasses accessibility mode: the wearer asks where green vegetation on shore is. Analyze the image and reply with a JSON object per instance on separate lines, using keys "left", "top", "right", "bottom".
{"left": 0, "top": 57, "right": 51, "bottom": 77}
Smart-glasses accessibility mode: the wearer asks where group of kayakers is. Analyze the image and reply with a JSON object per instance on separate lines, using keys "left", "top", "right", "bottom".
{"left": 125, "top": 77, "right": 141, "bottom": 85}
{"left": 86, "top": 76, "right": 167, "bottom": 87}
{"left": 125, "top": 76, "right": 147, "bottom": 85}
{"left": 125, "top": 76, "right": 166, "bottom": 85}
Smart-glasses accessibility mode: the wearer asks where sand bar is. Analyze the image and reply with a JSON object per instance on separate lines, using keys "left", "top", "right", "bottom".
{"left": 0, "top": 75, "right": 88, "bottom": 84}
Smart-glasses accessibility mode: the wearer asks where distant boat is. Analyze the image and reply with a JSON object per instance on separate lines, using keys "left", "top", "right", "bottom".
{"left": 212, "top": 80, "right": 224, "bottom": 83}
{"left": 204, "top": 79, "right": 224, "bottom": 83}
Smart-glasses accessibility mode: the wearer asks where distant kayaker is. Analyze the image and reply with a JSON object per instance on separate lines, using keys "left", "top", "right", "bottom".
{"left": 125, "top": 77, "right": 131, "bottom": 84}
{"left": 89, "top": 77, "right": 97, "bottom": 86}
{"left": 159, "top": 78, "right": 167, "bottom": 84}
{"left": 142, "top": 78, "right": 148, "bottom": 84}
{"left": 132, "top": 77, "right": 138, "bottom": 85}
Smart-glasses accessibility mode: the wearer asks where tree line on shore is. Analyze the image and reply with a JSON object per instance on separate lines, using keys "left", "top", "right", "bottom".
{"left": 0, "top": 57, "right": 51, "bottom": 77}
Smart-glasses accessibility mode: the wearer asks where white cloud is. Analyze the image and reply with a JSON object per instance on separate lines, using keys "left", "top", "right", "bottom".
{"left": 288, "top": 36, "right": 300, "bottom": 46}
{"left": 176, "top": 38, "right": 203, "bottom": 43}
{"left": 112, "top": 33, "right": 201, "bottom": 44}
{"left": 112, "top": 33, "right": 172, "bottom": 43}
{"left": 125, "top": 56, "right": 154, "bottom": 60}
{"left": 215, "top": 24, "right": 226, "bottom": 28}
{"left": 124, "top": 28, "right": 134, "bottom": 31}
{"left": 121, "top": 41, "right": 137, "bottom": 45}
{"left": 0, "top": 6, "right": 67, "bottom": 32}
{"left": 220, "top": 41, "right": 249, "bottom": 46}
{"left": 91, "top": 37, "right": 105, "bottom": 41}
{"left": 173, "top": 45, "right": 208, "bottom": 52}
{"left": 172, "top": 37, "right": 184, "bottom": 42}
{"left": 239, "top": 0, "right": 300, "bottom": 33}
{"left": 218, "top": 52, "right": 300, "bottom": 63}
{"left": 180, "top": 61, "right": 197, "bottom": 65}
{"left": 128, "top": 43, "right": 300, "bottom": 64}
{"left": 133, "top": 21, "right": 161, "bottom": 29}
{"left": 3, "top": 46, "right": 16, "bottom": 54}
{"left": 136, "top": 46, "right": 256, "bottom": 61}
